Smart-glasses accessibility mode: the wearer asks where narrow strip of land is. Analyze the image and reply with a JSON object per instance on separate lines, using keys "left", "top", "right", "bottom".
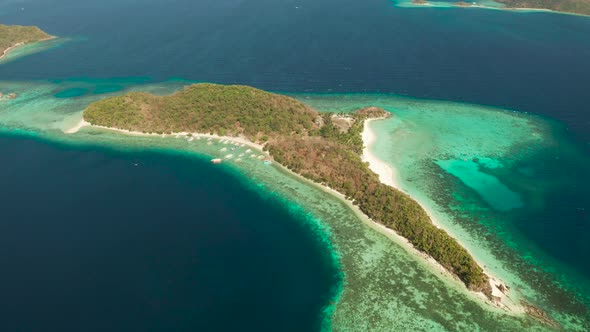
{"left": 76, "top": 83, "right": 555, "bottom": 325}
{"left": 81, "top": 83, "right": 492, "bottom": 293}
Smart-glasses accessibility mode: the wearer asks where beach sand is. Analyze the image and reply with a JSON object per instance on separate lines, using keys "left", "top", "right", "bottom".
{"left": 361, "top": 118, "right": 523, "bottom": 314}
{"left": 65, "top": 118, "right": 264, "bottom": 151}
{"left": 0, "top": 36, "right": 57, "bottom": 62}
{"left": 66, "top": 115, "right": 524, "bottom": 314}
{"left": 0, "top": 43, "right": 25, "bottom": 61}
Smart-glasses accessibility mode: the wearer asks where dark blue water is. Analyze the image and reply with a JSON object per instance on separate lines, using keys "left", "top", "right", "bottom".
{"left": 0, "top": 134, "right": 339, "bottom": 331}
{"left": 1, "top": 0, "right": 590, "bottom": 144}
{"left": 2, "top": 0, "right": 590, "bottom": 328}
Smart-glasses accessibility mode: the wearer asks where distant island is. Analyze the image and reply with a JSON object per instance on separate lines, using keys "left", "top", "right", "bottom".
{"left": 0, "top": 24, "right": 53, "bottom": 61}
{"left": 496, "top": 0, "right": 590, "bottom": 15}
{"left": 84, "top": 83, "right": 494, "bottom": 295}
{"left": 409, "top": 0, "right": 590, "bottom": 16}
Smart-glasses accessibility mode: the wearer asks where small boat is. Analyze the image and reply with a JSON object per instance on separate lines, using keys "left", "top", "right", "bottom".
{"left": 211, "top": 158, "right": 222, "bottom": 164}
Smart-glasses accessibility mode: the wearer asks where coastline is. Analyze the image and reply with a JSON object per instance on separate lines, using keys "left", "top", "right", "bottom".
{"left": 0, "top": 36, "right": 57, "bottom": 61}
{"left": 65, "top": 119, "right": 265, "bottom": 152}
{"left": 0, "top": 43, "right": 24, "bottom": 61}
{"left": 399, "top": 1, "right": 590, "bottom": 18}
{"left": 66, "top": 116, "right": 525, "bottom": 315}
{"left": 361, "top": 118, "right": 524, "bottom": 314}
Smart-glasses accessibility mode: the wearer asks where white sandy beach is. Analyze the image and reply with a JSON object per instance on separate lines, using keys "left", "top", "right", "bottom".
{"left": 66, "top": 115, "right": 523, "bottom": 314}
{"left": 0, "top": 42, "right": 24, "bottom": 61}
{"left": 399, "top": 0, "right": 589, "bottom": 18}
{"left": 0, "top": 36, "right": 56, "bottom": 61}
{"left": 361, "top": 117, "right": 523, "bottom": 314}
{"left": 65, "top": 118, "right": 265, "bottom": 151}
{"left": 361, "top": 119, "right": 401, "bottom": 188}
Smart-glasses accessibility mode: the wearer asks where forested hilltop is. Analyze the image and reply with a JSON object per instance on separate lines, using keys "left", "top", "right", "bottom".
{"left": 84, "top": 83, "right": 492, "bottom": 295}
{"left": 496, "top": 0, "right": 590, "bottom": 15}
{"left": 0, "top": 24, "right": 52, "bottom": 57}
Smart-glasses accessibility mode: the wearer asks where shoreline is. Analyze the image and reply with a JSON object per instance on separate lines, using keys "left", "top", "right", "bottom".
{"left": 0, "top": 43, "right": 24, "bottom": 61}
{"left": 0, "top": 36, "right": 57, "bottom": 61}
{"left": 66, "top": 116, "right": 524, "bottom": 315}
{"left": 401, "top": 1, "right": 590, "bottom": 18}
{"left": 65, "top": 119, "right": 265, "bottom": 151}
{"left": 361, "top": 118, "right": 524, "bottom": 314}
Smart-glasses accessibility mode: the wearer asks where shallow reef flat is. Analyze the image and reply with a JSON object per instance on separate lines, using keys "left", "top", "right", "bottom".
{"left": 1, "top": 79, "right": 586, "bottom": 330}
{"left": 299, "top": 93, "right": 590, "bottom": 330}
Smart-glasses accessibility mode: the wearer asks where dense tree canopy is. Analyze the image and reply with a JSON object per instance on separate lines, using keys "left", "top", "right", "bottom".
{"left": 85, "top": 84, "right": 317, "bottom": 141}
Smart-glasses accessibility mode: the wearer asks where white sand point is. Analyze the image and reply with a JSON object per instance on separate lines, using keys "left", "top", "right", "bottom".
{"left": 64, "top": 119, "right": 90, "bottom": 134}
{"left": 361, "top": 117, "right": 521, "bottom": 313}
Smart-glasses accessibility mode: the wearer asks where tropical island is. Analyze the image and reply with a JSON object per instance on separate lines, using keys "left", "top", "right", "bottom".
{"left": 0, "top": 24, "right": 53, "bottom": 61}
{"left": 408, "top": 0, "right": 590, "bottom": 15}
{"left": 84, "top": 83, "right": 495, "bottom": 294}
{"left": 495, "top": 0, "right": 590, "bottom": 15}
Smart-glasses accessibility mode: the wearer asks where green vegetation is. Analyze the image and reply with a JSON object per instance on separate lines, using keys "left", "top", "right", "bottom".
{"left": 495, "top": 0, "right": 590, "bottom": 15}
{"left": 0, "top": 24, "right": 52, "bottom": 57}
{"left": 84, "top": 83, "right": 491, "bottom": 295}
{"left": 85, "top": 84, "right": 317, "bottom": 140}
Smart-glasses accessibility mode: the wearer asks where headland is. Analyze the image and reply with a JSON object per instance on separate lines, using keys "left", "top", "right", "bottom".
{"left": 406, "top": 0, "right": 590, "bottom": 16}
{"left": 79, "top": 83, "right": 542, "bottom": 312}
{"left": 0, "top": 24, "right": 54, "bottom": 61}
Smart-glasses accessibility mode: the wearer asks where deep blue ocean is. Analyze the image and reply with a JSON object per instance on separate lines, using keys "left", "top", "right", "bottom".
{"left": 1, "top": 0, "right": 590, "bottom": 330}
{"left": 0, "top": 135, "right": 338, "bottom": 331}
{"left": 1, "top": 0, "right": 589, "bottom": 144}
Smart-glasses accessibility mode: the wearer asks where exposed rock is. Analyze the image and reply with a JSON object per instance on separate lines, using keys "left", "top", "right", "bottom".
{"left": 522, "top": 301, "right": 558, "bottom": 328}
{"left": 314, "top": 115, "right": 324, "bottom": 127}
{"left": 331, "top": 114, "right": 354, "bottom": 133}
{"left": 355, "top": 106, "right": 391, "bottom": 119}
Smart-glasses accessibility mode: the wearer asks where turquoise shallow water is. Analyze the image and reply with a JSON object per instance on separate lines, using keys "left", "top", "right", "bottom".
{"left": 0, "top": 133, "right": 341, "bottom": 332}
{"left": 300, "top": 93, "right": 590, "bottom": 329}
{"left": 1, "top": 79, "right": 587, "bottom": 330}
{"left": 2, "top": 0, "right": 590, "bottom": 329}
{"left": 0, "top": 37, "right": 67, "bottom": 65}
{"left": 435, "top": 159, "right": 524, "bottom": 211}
